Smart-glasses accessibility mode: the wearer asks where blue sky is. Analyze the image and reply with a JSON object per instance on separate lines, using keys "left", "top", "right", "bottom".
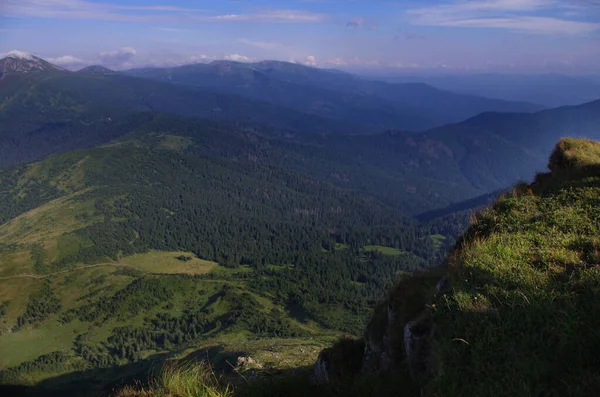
{"left": 1, "top": 0, "right": 599, "bottom": 73}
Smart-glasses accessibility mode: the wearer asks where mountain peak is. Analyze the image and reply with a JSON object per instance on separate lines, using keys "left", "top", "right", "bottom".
{"left": 0, "top": 50, "right": 65, "bottom": 76}
{"left": 3, "top": 50, "right": 35, "bottom": 61}
{"left": 77, "top": 65, "right": 115, "bottom": 75}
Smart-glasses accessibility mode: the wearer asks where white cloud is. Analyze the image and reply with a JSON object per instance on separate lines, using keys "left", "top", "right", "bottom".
{"left": 99, "top": 46, "right": 136, "bottom": 68}
{"left": 324, "top": 57, "right": 347, "bottom": 66}
{"left": 188, "top": 54, "right": 214, "bottom": 63}
{"left": 2, "top": 1, "right": 326, "bottom": 24}
{"left": 1, "top": 0, "right": 207, "bottom": 22}
{"left": 224, "top": 54, "right": 253, "bottom": 62}
{"left": 387, "top": 61, "right": 420, "bottom": 69}
{"left": 238, "top": 38, "right": 283, "bottom": 50}
{"left": 0, "top": 50, "right": 34, "bottom": 60}
{"left": 428, "top": 16, "right": 599, "bottom": 35}
{"left": 289, "top": 55, "right": 318, "bottom": 66}
{"left": 47, "top": 55, "right": 87, "bottom": 66}
{"left": 407, "top": 0, "right": 600, "bottom": 35}
{"left": 203, "top": 9, "right": 328, "bottom": 23}
{"left": 304, "top": 55, "right": 317, "bottom": 66}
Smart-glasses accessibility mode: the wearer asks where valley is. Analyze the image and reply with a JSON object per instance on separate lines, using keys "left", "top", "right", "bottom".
{"left": 1, "top": 48, "right": 599, "bottom": 397}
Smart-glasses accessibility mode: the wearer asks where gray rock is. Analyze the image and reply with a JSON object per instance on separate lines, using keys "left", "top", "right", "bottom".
{"left": 435, "top": 276, "right": 450, "bottom": 297}
{"left": 404, "top": 316, "right": 435, "bottom": 379}
{"left": 313, "top": 351, "right": 330, "bottom": 383}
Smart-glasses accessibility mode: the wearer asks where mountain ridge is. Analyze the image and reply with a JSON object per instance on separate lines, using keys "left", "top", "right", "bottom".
{"left": 124, "top": 59, "right": 543, "bottom": 130}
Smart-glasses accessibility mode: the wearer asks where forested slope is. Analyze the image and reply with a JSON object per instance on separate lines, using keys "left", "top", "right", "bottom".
{"left": 0, "top": 118, "right": 468, "bottom": 395}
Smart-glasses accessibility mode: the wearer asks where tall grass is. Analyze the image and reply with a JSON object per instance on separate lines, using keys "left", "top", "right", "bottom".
{"left": 115, "top": 361, "right": 232, "bottom": 397}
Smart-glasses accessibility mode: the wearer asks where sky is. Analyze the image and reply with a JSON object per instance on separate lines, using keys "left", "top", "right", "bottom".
{"left": 1, "top": 0, "right": 599, "bottom": 74}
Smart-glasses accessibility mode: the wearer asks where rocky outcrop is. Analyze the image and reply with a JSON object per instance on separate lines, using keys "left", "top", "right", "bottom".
{"left": 404, "top": 314, "right": 436, "bottom": 379}
{"left": 312, "top": 337, "right": 365, "bottom": 383}
{"left": 313, "top": 353, "right": 330, "bottom": 383}
{"left": 314, "top": 269, "right": 445, "bottom": 384}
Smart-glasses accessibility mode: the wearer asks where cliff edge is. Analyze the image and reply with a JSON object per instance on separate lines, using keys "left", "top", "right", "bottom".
{"left": 315, "top": 137, "right": 600, "bottom": 396}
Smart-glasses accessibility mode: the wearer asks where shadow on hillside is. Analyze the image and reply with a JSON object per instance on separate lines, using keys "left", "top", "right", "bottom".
{"left": 0, "top": 352, "right": 169, "bottom": 397}
{"left": 0, "top": 344, "right": 252, "bottom": 397}
{"left": 0, "top": 346, "right": 418, "bottom": 397}
{"left": 231, "top": 366, "right": 420, "bottom": 397}
{"left": 439, "top": 262, "right": 600, "bottom": 396}
{"left": 181, "top": 344, "right": 248, "bottom": 373}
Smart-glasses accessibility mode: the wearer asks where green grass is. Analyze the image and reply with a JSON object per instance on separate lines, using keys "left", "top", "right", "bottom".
{"left": 209, "top": 265, "right": 254, "bottom": 276}
{"left": 548, "top": 137, "right": 600, "bottom": 171}
{"left": 0, "top": 278, "right": 42, "bottom": 327}
{"left": 428, "top": 234, "right": 446, "bottom": 252}
{"left": 294, "top": 138, "right": 600, "bottom": 397}
{"left": 159, "top": 135, "right": 194, "bottom": 152}
{"left": 0, "top": 194, "right": 97, "bottom": 265}
{"left": 115, "top": 361, "right": 232, "bottom": 397}
{"left": 0, "top": 257, "right": 335, "bottom": 377}
{"left": 0, "top": 248, "right": 34, "bottom": 277}
{"left": 121, "top": 251, "right": 217, "bottom": 275}
{"left": 0, "top": 320, "right": 82, "bottom": 369}
{"left": 425, "top": 139, "right": 600, "bottom": 396}
{"left": 363, "top": 245, "right": 403, "bottom": 256}
{"left": 54, "top": 233, "right": 94, "bottom": 263}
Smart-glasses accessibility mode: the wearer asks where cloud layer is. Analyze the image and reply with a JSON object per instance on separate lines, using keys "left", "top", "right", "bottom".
{"left": 407, "top": 0, "right": 600, "bottom": 35}
{"left": 1, "top": 1, "right": 327, "bottom": 24}
{"left": 99, "top": 47, "right": 137, "bottom": 68}
{"left": 2, "top": 0, "right": 600, "bottom": 73}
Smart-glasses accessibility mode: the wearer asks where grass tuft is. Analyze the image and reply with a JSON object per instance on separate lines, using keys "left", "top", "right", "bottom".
{"left": 115, "top": 361, "right": 232, "bottom": 397}
{"left": 548, "top": 138, "right": 600, "bottom": 172}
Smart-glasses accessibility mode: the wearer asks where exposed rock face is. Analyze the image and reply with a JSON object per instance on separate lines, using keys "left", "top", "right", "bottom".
{"left": 313, "top": 352, "right": 330, "bottom": 383}
{"left": 313, "top": 271, "right": 445, "bottom": 385}
{"left": 404, "top": 315, "right": 436, "bottom": 379}
{"left": 313, "top": 337, "right": 365, "bottom": 383}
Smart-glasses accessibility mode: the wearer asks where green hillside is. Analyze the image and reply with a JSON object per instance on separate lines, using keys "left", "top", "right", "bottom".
{"left": 3, "top": 129, "right": 597, "bottom": 396}
{"left": 310, "top": 138, "right": 600, "bottom": 396}
{"left": 110, "top": 136, "right": 600, "bottom": 397}
{"left": 0, "top": 120, "right": 460, "bottom": 395}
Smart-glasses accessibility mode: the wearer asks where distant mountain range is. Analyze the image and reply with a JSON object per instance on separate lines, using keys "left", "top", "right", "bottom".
{"left": 124, "top": 60, "right": 542, "bottom": 130}
{"left": 1, "top": 52, "right": 599, "bottom": 210}
{"left": 0, "top": 52, "right": 542, "bottom": 137}
{"left": 382, "top": 73, "right": 600, "bottom": 108}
